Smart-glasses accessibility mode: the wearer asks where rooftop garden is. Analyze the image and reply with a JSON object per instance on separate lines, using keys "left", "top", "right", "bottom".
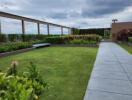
{"left": 0, "top": 46, "right": 98, "bottom": 100}
{"left": 0, "top": 33, "right": 99, "bottom": 100}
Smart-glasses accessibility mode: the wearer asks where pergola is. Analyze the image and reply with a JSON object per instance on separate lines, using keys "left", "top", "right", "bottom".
{"left": 0, "top": 11, "right": 73, "bottom": 35}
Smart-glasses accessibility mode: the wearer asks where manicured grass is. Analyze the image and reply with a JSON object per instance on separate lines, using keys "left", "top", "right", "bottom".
{"left": 0, "top": 47, "right": 98, "bottom": 100}
{"left": 119, "top": 43, "right": 132, "bottom": 54}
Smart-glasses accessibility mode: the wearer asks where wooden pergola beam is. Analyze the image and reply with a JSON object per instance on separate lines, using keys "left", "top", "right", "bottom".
{"left": 0, "top": 11, "right": 71, "bottom": 29}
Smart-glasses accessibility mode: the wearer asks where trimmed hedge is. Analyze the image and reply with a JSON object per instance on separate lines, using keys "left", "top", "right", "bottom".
{"left": 45, "top": 35, "right": 101, "bottom": 44}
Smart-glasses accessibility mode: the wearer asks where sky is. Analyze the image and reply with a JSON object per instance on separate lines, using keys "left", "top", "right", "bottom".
{"left": 0, "top": 0, "right": 132, "bottom": 34}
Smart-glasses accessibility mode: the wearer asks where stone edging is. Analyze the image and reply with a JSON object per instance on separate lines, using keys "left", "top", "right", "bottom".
{"left": 52, "top": 44, "right": 99, "bottom": 47}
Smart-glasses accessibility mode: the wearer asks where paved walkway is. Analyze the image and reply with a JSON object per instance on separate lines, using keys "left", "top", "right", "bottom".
{"left": 84, "top": 42, "right": 132, "bottom": 100}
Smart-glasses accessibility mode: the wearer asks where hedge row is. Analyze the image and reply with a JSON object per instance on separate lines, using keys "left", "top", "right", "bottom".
{"left": 0, "top": 34, "right": 64, "bottom": 42}
{"left": 0, "top": 42, "right": 32, "bottom": 53}
{"left": 45, "top": 35, "right": 101, "bottom": 44}
{"left": 0, "top": 34, "right": 101, "bottom": 53}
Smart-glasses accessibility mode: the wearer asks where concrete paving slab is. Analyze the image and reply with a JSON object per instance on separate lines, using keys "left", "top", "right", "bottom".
{"left": 93, "top": 64, "right": 124, "bottom": 73}
{"left": 84, "top": 90, "right": 132, "bottom": 100}
{"left": 84, "top": 42, "right": 132, "bottom": 100}
{"left": 91, "top": 70, "right": 128, "bottom": 80}
{"left": 88, "top": 78, "right": 132, "bottom": 95}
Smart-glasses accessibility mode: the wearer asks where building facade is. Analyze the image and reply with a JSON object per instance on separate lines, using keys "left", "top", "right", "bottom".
{"left": 111, "top": 22, "right": 132, "bottom": 41}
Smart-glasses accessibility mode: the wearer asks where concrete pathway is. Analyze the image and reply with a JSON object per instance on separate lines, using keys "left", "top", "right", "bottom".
{"left": 84, "top": 42, "right": 132, "bottom": 100}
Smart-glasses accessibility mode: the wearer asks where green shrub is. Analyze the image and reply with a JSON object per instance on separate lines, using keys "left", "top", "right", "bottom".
{"left": 24, "top": 62, "right": 47, "bottom": 95}
{"left": 128, "top": 37, "right": 132, "bottom": 43}
{"left": 8, "top": 34, "right": 22, "bottom": 42}
{"left": 23, "top": 34, "right": 47, "bottom": 42}
{"left": 0, "top": 34, "right": 6, "bottom": 42}
{"left": 0, "top": 61, "right": 47, "bottom": 100}
{"left": 0, "top": 42, "right": 32, "bottom": 53}
{"left": 69, "top": 39, "right": 97, "bottom": 44}
{"left": 45, "top": 35, "right": 101, "bottom": 44}
{"left": 45, "top": 36, "right": 68, "bottom": 44}
{"left": 0, "top": 73, "right": 45, "bottom": 100}
{"left": 69, "top": 39, "right": 83, "bottom": 44}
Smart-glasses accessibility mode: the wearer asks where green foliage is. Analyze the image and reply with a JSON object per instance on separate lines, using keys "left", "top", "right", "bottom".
{"left": 119, "top": 43, "right": 132, "bottom": 54}
{"left": 25, "top": 62, "right": 47, "bottom": 86}
{"left": 0, "top": 34, "right": 49, "bottom": 42}
{"left": 23, "top": 34, "right": 47, "bottom": 42}
{"left": 79, "top": 28, "right": 110, "bottom": 36}
{"left": 0, "top": 47, "right": 98, "bottom": 100}
{"left": 128, "top": 37, "right": 132, "bottom": 43}
{"left": 69, "top": 39, "right": 97, "bottom": 45}
{"left": 0, "top": 62, "right": 47, "bottom": 100}
{"left": 0, "top": 34, "right": 6, "bottom": 42}
{"left": 0, "top": 42, "right": 32, "bottom": 53}
{"left": 72, "top": 28, "right": 80, "bottom": 35}
{"left": 45, "top": 36, "right": 68, "bottom": 44}
{"left": 8, "top": 34, "right": 22, "bottom": 42}
{"left": 45, "top": 35, "right": 101, "bottom": 44}
{"left": 0, "top": 73, "right": 41, "bottom": 100}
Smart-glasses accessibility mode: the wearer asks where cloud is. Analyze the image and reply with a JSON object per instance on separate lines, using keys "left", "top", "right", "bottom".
{"left": 81, "top": 0, "right": 132, "bottom": 18}
{"left": 0, "top": 0, "right": 132, "bottom": 30}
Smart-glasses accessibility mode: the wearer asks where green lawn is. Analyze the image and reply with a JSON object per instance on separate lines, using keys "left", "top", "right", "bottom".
{"left": 0, "top": 47, "right": 98, "bottom": 100}
{"left": 119, "top": 43, "right": 132, "bottom": 54}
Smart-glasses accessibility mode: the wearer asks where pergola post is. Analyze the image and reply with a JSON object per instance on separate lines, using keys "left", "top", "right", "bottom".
{"left": 61, "top": 27, "right": 63, "bottom": 35}
{"left": 21, "top": 20, "right": 25, "bottom": 41}
{"left": 47, "top": 24, "right": 50, "bottom": 35}
{"left": 21, "top": 20, "right": 25, "bottom": 34}
{"left": 37, "top": 23, "right": 40, "bottom": 34}
{"left": 68, "top": 28, "right": 71, "bottom": 34}
{"left": 71, "top": 28, "right": 74, "bottom": 34}
{"left": 0, "top": 20, "right": 1, "bottom": 34}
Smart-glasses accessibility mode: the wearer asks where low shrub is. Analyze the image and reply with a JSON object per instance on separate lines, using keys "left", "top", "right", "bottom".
{"left": 69, "top": 39, "right": 84, "bottom": 44}
{"left": 45, "top": 36, "right": 67, "bottom": 44}
{"left": 23, "top": 34, "right": 47, "bottom": 42}
{"left": 0, "top": 61, "right": 47, "bottom": 100}
{"left": 128, "top": 37, "right": 132, "bottom": 43}
{"left": 8, "top": 34, "right": 22, "bottom": 42}
{"left": 116, "top": 29, "right": 132, "bottom": 41}
{"left": 69, "top": 39, "right": 97, "bottom": 45}
{"left": 45, "top": 35, "right": 101, "bottom": 44}
{"left": 0, "top": 34, "right": 49, "bottom": 42}
{"left": 0, "top": 42, "right": 32, "bottom": 53}
{"left": 0, "top": 34, "right": 7, "bottom": 42}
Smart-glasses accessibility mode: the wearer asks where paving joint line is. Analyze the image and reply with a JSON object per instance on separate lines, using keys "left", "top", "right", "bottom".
{"left": 110, "top": 44, "right": 132, "bottom": 85}
{"left": 91, "top": 76, "right": 129, "bottom": 81}
{"left": 88, "top": 89, "right": 132, "bottom": 96}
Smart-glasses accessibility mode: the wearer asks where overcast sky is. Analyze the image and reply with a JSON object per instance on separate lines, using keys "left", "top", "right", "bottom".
{"left": 0, "top": 0, "right": 132, "bottom": 33}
